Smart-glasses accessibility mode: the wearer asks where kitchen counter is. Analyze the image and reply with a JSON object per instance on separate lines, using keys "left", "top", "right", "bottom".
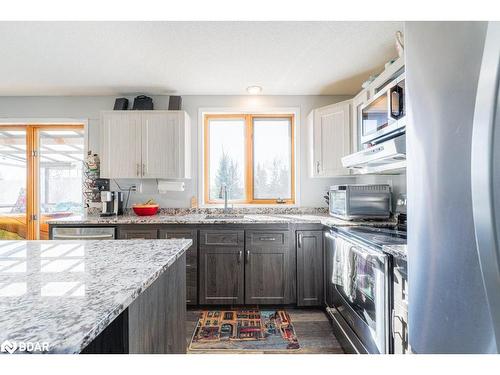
{"left": 46, "top": 213, "right": 397, "bottom": 228}
{"left": 0, "top": 239, "right": 191, "bottom": 354}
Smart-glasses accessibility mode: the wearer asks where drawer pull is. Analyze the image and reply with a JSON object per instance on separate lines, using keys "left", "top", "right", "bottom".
{"left": 259, "top": 237, "right": 276, "bottom": 241}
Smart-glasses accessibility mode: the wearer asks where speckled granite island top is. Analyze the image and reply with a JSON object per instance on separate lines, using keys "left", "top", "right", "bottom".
{"left": 0, "top": 239, "right": 191, "bottom": 354}
{"left": 46, "top": 213, "right": 397, "bottom": 228}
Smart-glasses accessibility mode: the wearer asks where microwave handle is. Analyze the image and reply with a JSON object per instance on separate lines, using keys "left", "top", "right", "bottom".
{"left": 390, "top": 85, "right": 403, "bottom": 119}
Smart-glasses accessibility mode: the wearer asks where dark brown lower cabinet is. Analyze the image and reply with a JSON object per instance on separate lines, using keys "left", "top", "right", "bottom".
{"left": 297, "top": 230, "right": 324, "bottom": 306}
{"left": 244, "top": 230, "right": 292, "bottom": 305}
{"left": 159, "top": 229, "right": 198, "bottom": 305}
{"left": 199, "top": 246, "right": 244, "bottom": 305}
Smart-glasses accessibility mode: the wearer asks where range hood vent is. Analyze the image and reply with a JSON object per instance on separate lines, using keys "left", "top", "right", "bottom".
{"left": 342, "top": 134, "right": 406, "bottom": 174}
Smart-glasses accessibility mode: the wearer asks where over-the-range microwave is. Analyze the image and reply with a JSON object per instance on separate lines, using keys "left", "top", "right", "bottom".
{"left": 361, "top": 73, "right": 406, "bottom": 145}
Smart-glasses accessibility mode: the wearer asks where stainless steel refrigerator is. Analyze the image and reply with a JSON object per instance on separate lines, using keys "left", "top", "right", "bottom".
{"left": 406, "top": 21, "right": 500, "bottom": 353}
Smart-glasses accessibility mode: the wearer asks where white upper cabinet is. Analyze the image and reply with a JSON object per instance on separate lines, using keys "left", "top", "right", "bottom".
{"left": 308, "top": 100, "right": 352, "bottom": 177}
{"left": 100, "top": 111, "right": 191, "bottom": 179}
{"left": 100, "top": 111, "right": 142, "bottom": 179}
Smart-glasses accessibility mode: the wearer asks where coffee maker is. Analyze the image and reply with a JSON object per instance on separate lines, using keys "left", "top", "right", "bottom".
{"left": 100, "top": 191, "right": 124, "bottom": 217}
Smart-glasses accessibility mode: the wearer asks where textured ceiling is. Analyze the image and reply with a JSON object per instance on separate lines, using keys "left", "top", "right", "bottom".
{"left": 0, "top": 21, "right": 403, "bottom": 96}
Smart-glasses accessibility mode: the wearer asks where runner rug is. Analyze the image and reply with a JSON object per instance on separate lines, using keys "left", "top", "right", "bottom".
{"left": 189, "top": 309, "right": 300, "bottom": 351}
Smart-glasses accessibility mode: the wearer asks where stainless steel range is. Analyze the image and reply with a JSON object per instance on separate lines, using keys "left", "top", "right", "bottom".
{"left": 324, "top": 225, "right": 406, "bottom": 354}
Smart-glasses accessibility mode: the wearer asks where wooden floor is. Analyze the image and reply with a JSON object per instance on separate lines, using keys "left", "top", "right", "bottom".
{"left": 186, "top": 308, "right": 344, "bottom": 354}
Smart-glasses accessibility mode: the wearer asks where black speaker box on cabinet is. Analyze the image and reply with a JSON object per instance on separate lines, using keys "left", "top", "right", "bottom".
{"left": 168, "top": 96, "right": 182, "bottom": 110}
{"left": 132, "top": 95, "right": 154, "bottom": 110}
{"left": 113, "top": 98, "right": 129, "bottom": 110}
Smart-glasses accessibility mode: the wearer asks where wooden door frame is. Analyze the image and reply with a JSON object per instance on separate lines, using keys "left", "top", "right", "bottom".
{"left": 0, "top": 123, "right": 85, "bottom": 239}
{"left": 203, "top": 113, "right": 296, "bottom": 205}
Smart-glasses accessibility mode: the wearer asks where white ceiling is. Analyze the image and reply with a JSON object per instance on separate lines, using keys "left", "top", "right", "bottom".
{"left": 0, "top": 21, "right": 403, "bottom": 96}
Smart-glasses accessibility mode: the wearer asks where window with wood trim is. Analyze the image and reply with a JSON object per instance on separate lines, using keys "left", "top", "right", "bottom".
{"left": 204, "top": 114, "right": 295, "bottom": 205}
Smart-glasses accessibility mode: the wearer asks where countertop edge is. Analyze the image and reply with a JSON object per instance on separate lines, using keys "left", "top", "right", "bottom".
{"left": 74, "top": 239, "right": 192, "bottom": 354}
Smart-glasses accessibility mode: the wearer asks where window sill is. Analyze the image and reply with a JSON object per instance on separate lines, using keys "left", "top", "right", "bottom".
{"left": 200, "top": 203, "right": 298, "bottom": 209}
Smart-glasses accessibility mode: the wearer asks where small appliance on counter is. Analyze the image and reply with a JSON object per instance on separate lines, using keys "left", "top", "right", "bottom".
{"left": 100, "top": 191, "right": 124, "bottom": 217}
{"left": 329, "top": 184, "right": 392, "bottom": 220}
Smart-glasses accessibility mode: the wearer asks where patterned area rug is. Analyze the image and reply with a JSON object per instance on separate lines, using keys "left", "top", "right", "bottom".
{"left": 189, "top": 309, "right": 300, "bottom": 351}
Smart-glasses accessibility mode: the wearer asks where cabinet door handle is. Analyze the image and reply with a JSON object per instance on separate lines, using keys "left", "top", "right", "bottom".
{"left": 298, "top": 233, "right": 303, "bottom": 248}
{"left": 142, "top": 163, "right": 146, "bottom": 176}
{"left": 246, "top": 250, "right": 250, "bottom": 263}
{"left": 238, "top": 250, "right": 242, "bottom": 263}
{"left": 316, "top": 161, "right": 321, "bottom": 174}
{"left": 136, "top": 163, "right": 140, "bottom": 177}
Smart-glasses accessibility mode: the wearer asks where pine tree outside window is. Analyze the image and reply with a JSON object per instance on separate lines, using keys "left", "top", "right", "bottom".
{"left": 204, "top": 114, "right": 295, "bottom": 205}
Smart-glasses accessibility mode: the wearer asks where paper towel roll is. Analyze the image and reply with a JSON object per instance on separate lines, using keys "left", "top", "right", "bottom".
{"left": 158, "top": 180, "right": 185, "bottom": 193}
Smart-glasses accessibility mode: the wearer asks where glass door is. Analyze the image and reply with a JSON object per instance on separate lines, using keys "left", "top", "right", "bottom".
{"left": 0, "top": 125, "right": 84, "bottom": 240}
{"left": 38, "top": 127, "right": 85, "bottom": 240}
{"left": 0, "top": 127, "right": 28, "bottom": 240}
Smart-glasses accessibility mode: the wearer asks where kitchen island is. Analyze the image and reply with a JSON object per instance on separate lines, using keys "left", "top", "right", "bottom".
{"left": 0, "top": 239, "right": 191, "bottom": 354}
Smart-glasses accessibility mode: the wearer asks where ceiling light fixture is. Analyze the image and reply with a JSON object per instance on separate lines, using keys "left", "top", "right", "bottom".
{"left": 246, "top": 85, "right": 262, "bottom": 95}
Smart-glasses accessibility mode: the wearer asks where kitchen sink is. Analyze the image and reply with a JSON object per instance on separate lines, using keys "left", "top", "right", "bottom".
{"left": 204, "top": 214, "right": 246, "bottom": 220}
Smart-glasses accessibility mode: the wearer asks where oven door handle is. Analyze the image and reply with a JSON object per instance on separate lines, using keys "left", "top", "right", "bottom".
{"left": 324, "top": 231, "right": 337, "bottom": 241}
{"left": 332, "top": 232, "right": 386, "bottom": 259}
{"left": 349, "top": 244, "right": 386, "bottom": 260}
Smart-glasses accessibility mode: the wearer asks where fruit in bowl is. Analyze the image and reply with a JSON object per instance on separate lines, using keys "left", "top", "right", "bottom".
{"left": 132, "top": 200, "right": 159, "bottom": 216}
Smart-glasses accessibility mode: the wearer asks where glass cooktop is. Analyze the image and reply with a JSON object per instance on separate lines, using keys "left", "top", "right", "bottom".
{"left": 336, "top": 226, "right": 407, "bottom": 248}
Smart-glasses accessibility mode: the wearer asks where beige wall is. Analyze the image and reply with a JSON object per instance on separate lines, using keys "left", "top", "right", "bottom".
{"left": 0, "top": 94, "right": 360, "bottom": 208}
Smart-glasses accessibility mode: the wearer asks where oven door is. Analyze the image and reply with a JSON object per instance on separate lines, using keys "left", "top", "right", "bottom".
{"left": 331, "top": 234, "right": 391, "bottom": 353}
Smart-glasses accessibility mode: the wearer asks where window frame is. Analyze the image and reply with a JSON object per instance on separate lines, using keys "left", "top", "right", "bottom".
{"left": 203, "top": 113, "right": 295, "bottom": 205}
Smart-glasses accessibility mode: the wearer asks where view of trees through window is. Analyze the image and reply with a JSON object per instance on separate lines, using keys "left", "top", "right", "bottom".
{"left": 253, "top": 118, "right": 292, "bottom": 199}
{"left": 206, "top": 115, "right": 294, "bottom": 204}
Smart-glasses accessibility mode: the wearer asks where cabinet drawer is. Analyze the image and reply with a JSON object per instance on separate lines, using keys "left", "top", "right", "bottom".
{"left": 159, "top": 229, "right": 198, "bottom": 264}
{"left": 199, "top": 230, "right": 244, "bottom": 247}
{"left": 246, "top": 231, "right": 288, "bottom": 247}
{"left": 159, "top": 229, "right": 197, "bottom": 242}
{"left": 118, "top": 229, "right": 158, "bottom": 239}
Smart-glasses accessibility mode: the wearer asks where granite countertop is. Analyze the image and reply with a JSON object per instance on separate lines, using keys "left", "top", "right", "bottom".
{"left": 46, "top": 213, "right": 397, "bottom": 227}
{"left": 0, "top": 239, "right": 191, "bottom": 354}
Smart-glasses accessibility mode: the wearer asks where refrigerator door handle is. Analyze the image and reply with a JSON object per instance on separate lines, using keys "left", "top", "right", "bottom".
{"left": 471, "top": 21, "right": 500, "bottom": 351}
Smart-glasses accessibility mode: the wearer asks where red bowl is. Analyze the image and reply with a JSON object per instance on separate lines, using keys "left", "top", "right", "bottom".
{"left": 132, "top": 205, "right": 159, "bottom": 216}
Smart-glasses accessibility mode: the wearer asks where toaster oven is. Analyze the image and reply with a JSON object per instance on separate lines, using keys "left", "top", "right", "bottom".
{"left": 329, "top": 184, "right": 392, "bottom": 220}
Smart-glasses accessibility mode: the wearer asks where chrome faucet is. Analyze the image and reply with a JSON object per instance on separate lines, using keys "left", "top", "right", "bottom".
{"left": 218, "top": 184, "right": 231, "bottom": 214}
